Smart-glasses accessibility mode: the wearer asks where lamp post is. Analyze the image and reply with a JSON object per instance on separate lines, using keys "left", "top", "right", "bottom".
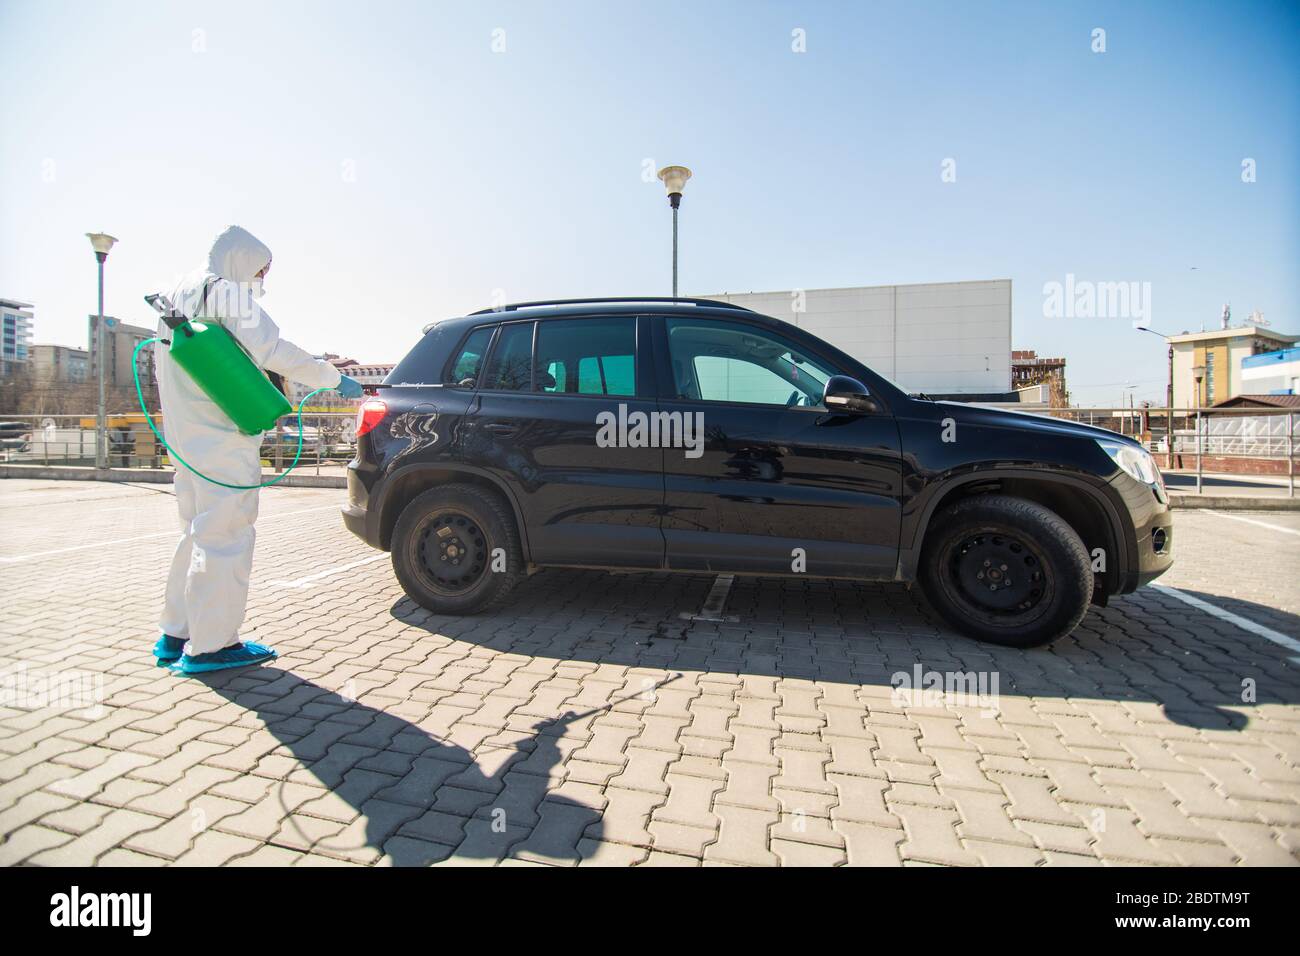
{"left": 1134, "top": 322, "right": 1176, "bottom": 466}
{"left": 1121, "top": 384, "right": 1138, "bottom": 435}
{"left": 656, "top": 165, "right": 692, "bottom": 297}
{"left": 1133, "top": 324, "right": 1174, "bottom": 410}
{"left": 87, "top": 232, "right": 118, "bottom": 469}
{"left": 1191, "top": 363, "right": 1206, "bottom": 493}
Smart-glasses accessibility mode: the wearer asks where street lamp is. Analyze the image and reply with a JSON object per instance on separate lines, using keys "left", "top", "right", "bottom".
{"left": 1134, "top": 321, "right": 1176, "bottom": 466}
{"left": 1132, "top": 322, "right": 1174, "bottom": 411}
{"left": 1191, "top": 364, "right": 1206, "bottom": 409}
{"left": 87, "top": 232, "right": 117, "bottom": 469}
{"left": 656, "top": 165, "right": 692, "bottom": 297}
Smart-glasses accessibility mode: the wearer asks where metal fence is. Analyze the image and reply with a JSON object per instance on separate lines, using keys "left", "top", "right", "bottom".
{"left": 1021, "top": 405, "right": 1297, "bottom": 495}
{"left": 2, "top": 405, "right": 1296, "bottom": 495}
{"left": 0, "top": 411, "right": 357, "bottom": 476}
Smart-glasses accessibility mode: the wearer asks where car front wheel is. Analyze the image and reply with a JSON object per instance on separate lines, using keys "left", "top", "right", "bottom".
{"left": 919, "top": 494, "right": 1093, "bottom": 647}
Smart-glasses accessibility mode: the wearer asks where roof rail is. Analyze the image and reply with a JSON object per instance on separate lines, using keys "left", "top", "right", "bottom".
{"left": 468, "top": 296, "right": 756, "bottom": 316}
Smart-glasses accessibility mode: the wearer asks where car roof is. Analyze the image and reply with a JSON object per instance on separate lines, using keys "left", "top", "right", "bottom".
{"left": 424, "top": 298, "right": 782, "bottom": 335}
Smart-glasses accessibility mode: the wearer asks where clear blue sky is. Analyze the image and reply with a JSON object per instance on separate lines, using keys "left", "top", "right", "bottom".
{"left": 2, "top": 0, "right": 1296, "bottom": 404}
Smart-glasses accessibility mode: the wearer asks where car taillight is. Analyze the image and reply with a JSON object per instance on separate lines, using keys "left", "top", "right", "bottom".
{"left": 356, "top": 399, "right": 387, "bottom": 437}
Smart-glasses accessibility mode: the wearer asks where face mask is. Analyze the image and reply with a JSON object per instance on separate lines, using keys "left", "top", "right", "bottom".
{"left": 249, "top": 278, "right": 265, "bottom": 299}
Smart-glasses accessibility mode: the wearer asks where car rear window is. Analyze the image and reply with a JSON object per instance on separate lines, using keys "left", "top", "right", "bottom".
{"left": 444, "top": 325, "right": 495, "bottom": 386}
{"left": 386, "top": 323, "right": 469, "bottom": 386}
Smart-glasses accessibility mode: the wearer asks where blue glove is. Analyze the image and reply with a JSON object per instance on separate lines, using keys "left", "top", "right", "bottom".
{"left": 337, "top": 374, "right": 364, "bottom": 400}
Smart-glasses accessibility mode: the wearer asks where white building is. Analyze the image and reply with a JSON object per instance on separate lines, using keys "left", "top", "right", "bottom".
{"left": 341, "top": 362, "right": 396, "bottom": 387}
{"left": 699, "top": 280, "right": 1012, "bottom": 396}
{"left": 1, "top": 298, "right": 34, "bottom": 375}
{"left": 1240, "top": 346, "right": 1299, "bottom": 396}
{"left": 285, "top": 356, "right": 396, "bottom": 407}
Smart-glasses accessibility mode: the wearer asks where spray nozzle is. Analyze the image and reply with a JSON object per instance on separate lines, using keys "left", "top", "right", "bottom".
{"left": 144, "top": 292, "right": 193, "bottom": 334}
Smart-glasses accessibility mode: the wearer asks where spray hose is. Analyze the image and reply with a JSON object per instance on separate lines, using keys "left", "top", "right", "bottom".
{"left": 132, "top": 336, "right": 334, "bottom": 490}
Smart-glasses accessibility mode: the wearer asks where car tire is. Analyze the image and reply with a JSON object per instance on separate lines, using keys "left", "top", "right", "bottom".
{"left": 918, "top": 494, "right": 1093, "bottom": 647}
{"left": 391, "top": 483, "right": 524, "bottom": 615}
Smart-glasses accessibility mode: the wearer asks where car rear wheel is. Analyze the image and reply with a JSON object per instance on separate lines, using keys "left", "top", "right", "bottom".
{"left": 391, "top": 483, "right": 524, "bottom": 615}
{"left": 919, "top": 494, "right": 1093, "bottom": 647}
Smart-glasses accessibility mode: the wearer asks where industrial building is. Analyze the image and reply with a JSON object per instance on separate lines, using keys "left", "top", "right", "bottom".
{"left": 30, "top": 343, "right": 90, "bottom": 383}
{"left": 87, "top": 314, "right": 157, "bottom": 388}
{"left": 699, "top": 280, "right": 1013, "bottom": 398}
{"left": 1011, "top": 350, "right": 1069, "bottom": 406}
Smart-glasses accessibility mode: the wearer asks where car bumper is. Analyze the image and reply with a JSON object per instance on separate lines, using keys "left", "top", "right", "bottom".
{"left": 1108, "top": 472, "right": 1173, "bottom": 592}
{"left": 1133, "top": 515, "right": 1174, "bottom": 588}
{"left": 342, "top": 464, "right": 384, "bottom": 550}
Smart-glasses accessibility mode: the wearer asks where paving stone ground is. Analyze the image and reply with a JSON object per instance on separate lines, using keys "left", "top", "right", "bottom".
{"left": 1, "top": 478, "right": 1298, "bottom": 867}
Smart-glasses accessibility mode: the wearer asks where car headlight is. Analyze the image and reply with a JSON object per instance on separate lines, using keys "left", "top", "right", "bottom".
{"left": 1097, "top": 439, "right": 1160, "bottom": 484}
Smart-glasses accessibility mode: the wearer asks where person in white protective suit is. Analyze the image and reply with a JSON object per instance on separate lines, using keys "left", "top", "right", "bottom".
{"left": 153, "top": 226, "right": 364, "bottom": 674}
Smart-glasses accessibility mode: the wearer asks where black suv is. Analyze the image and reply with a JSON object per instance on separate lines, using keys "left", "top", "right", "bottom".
{"left": 343, "top": 297, "right": 1172, "bottom": 647}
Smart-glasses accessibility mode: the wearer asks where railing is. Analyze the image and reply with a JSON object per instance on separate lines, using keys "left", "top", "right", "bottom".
{"left": 1014, "top": 405, "right": 1297, "bottom": 496}
{"left": 3, "top": 404, "right": 1296, "bottom": 496}
{"left": 0, "top": 411, "right": 358, "bottom": 477}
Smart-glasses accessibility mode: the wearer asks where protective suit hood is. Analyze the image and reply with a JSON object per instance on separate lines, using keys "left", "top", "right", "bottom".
{"left": 207, "top": 226, "right": 272, "bottom": 288}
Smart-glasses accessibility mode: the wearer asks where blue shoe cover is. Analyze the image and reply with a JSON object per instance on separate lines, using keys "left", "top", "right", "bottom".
{"left": 153, "top": 634, "right": 186, "bottom": 664}
{"left": 178, "top": 641, "right": 278, "bottom": 675}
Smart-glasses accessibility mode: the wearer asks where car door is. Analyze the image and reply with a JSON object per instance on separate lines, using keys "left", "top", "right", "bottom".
{"left": 652, "top": 313, "right": 902, "bottom": 579}
{"left": 464, "top": 313, "right": 665, "bottom": 569}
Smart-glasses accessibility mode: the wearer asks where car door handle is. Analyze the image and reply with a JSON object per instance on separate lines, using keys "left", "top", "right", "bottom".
{"left": 483, "top": 423, "right": 518, "bottom": 436}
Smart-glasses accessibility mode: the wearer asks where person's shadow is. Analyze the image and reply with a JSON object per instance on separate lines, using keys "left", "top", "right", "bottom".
{"left": 203, "top": 667, "right": 671, "bottom": 865}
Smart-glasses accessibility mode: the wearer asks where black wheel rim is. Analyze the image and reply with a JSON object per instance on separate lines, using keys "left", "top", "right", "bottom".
{"left": 939, "top": 526, "right": 1054, "bottom": 627}
{"left": 415, "top": 510, "right": 489, "bottom": 595}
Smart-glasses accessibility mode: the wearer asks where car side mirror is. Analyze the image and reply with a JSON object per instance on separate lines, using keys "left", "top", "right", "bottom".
{"left": 823, "top": 375, "right": 880, "bottom": 414}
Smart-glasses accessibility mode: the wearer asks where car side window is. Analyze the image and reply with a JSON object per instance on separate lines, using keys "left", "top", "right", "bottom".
{"left": 543, "top": 360, "right": 567, "bottom": 392}
{"left": 665, "top": 318, "right": 837, "bottom": 407}
{"left": 692, "top": 356, "right": 801, "bottom": 405}
{"left": 444, "top": 326, "right": 495, "bottom": 386}
{"left": 481, "top": 322, "right": 534, "bottom": 391}
{"left": 535, "top": 317, "right": 636, "bottom": 396}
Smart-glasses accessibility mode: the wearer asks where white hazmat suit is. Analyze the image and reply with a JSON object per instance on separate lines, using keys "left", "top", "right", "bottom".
{"left": 158, "top": 226, "right": 342, "bottom": 656}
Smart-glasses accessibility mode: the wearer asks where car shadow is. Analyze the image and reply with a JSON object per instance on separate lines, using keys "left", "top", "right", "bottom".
{"left": 199, "top": 666, "right": 673, "bottom": 865}
{"left": 389, "top": 570, "right": 1300, "bottom": 734}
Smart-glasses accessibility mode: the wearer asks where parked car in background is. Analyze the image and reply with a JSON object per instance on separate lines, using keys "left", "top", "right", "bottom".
{"left": 0, "top": 421, "right": 30, "bottom": 457}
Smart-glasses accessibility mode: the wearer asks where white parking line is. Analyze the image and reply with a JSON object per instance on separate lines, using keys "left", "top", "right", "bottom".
{"left": 681, "top": 574, "right": 737, "bottom": 623}
{"left": 1151, "top": 583, "right": 1300, "bottom": 662}
{"left": 1196, "top": 510, "right": 1300, "bottom": 537}
{"left": 265, "top": 553, "right": 389, "bottom": 589}
{"left": 0, "top": 505, "right": 340, "bottom": 563}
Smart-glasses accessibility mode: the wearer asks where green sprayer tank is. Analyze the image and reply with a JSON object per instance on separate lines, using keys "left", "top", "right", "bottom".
{"left": 161, "top": 311, "right": 292, "bottom": 435}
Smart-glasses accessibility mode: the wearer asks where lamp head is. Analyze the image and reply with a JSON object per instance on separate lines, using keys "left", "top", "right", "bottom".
{"left": 656, "top": 165, "right": 692, "bottom": 207}
{"left": 86, "top": 232, "right": 118, "bottom": 259}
